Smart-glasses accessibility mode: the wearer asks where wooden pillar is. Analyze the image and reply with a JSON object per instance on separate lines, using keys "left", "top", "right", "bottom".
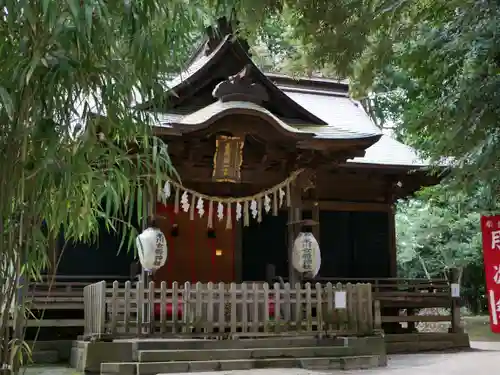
{"left": 234, "top": 221, "right": 243, "bottom": 282}
{"left": 388, "top": 204, "right": 397, "bottom": 277}
{"left": 449, "top": 267, "right": 463, "bottom": 333}
{"left": 265, "top": 263, "right": 276, "bottom": 284}
{"left": 385, "top": 179, "right": 397, "bottom": 278}
{"left": 140, "top": 188, "right": 154, "bottom": 333}
{"left": 311, "top": 179, "right": 320, "bottom": 246}
{"left": 287, "top": 181, "right": 302, "bottom": 284}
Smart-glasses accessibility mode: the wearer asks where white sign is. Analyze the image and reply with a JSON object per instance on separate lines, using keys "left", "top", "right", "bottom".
{"left": 291, "top": 232, "right": 321, "bottom": 277}
{"left": 136, "top": 227, "right": 168, "bottom": 272}
{"left": 451, "top": 283, "right": 460, "bottom": 298}
{"left": 335, "top": 291, "right": 347, "bottom": 309}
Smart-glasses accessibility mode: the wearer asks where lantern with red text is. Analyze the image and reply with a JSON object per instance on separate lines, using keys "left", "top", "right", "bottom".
{"left": 212, "top": 135, "right": 244, "bottom": 183}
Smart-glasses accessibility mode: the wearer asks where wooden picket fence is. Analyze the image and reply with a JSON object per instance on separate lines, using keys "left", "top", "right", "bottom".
{"left": 83, "top": 281, "right": 377, "bottom": 338}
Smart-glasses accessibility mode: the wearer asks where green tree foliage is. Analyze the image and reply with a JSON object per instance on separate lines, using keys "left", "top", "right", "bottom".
{"left": 225, "top": 2, "right": 496, "bottom": 308}
{"left": 396, "top": 183, "right": 495, "bottom": 313}
{"left": 362, "top": 1, "right": 500, "bottom": 189}
{"left": 224, "top": 0, "right": 500, "bottom": 189}
{"left": 0, "top": 0, "right": 212, "bottom": 371}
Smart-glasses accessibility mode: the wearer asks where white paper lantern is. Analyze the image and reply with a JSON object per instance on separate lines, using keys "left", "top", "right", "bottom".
{"left": 136, "top": 227, "right": 168, "bottom": 272}
{"left": 292, "top": 232, "right": 321, "bottom": 277}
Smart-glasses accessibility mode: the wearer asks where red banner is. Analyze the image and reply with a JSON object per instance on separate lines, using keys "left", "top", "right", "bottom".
{"left": 481, "top": 215, "right": 500, "bottom": 333}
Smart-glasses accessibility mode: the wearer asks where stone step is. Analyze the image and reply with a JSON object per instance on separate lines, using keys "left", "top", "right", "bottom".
{"left": 385, "top": 333, "right": 466, "bottom": 343}
{"left": 132, "top": 336, "right": 349, "bottom": 351}
{"left": 101, "top": 355, "right": 382, "bottom": 374}
{"left": 387, "top": 340, "right": 457, "bottom": 354}
{"left": 138, "top": 346, "right": 360, "bottom": 362}
{"left": 29, "top": 350, "right": 60, "bottom": 364}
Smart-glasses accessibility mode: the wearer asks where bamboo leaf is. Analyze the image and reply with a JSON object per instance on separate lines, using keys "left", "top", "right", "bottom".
{"left": 0, "top": 86, "right": 14, "bottom": 120}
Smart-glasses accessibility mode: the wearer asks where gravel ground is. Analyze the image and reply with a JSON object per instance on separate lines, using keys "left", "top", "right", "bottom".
{"left": 20, "top": 341, "right": 500, "bottom": 375}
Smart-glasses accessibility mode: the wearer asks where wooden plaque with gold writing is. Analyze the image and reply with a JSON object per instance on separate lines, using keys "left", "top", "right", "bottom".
{"left": 212, "top": 135, "right": 244, "bottom": 183}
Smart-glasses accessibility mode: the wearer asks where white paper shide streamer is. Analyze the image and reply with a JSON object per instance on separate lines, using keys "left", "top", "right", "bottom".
{"left": 181, "top": 191, "right": 190, "bottom": 212}
{"left": 136, "top": 227, "right": 168, "bottom": 272}
{"left": 158, "top": 169, "right": 304, "bottom": 229}
{"left": 292, "top": 232, "right": 321, "bottom": 277}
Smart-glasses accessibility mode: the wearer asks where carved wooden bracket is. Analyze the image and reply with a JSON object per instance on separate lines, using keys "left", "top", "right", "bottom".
{"left": 298, "top": 169, "right": 316, "bottom": 193}
{"left": 212, "top": 65, "right": 269, "bottom": 105}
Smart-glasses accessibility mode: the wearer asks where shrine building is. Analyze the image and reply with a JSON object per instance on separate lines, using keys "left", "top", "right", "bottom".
{"left": 56, "top": 17, "right": 437, "bottom": 285}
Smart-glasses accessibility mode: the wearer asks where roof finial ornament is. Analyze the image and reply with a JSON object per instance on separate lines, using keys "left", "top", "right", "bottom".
{"left": 203, "top": 15, "right": 250, "bottom": 56}
{"left": 212, "top": 64, "right": 269, "bottom": 105}
{"left": 204, "top": 17, "right": 233, "bottom": 55}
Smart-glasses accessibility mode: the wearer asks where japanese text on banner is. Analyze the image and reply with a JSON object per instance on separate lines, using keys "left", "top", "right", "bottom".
{"left": 480, "top": 215, "right": 500, "bottom": 333}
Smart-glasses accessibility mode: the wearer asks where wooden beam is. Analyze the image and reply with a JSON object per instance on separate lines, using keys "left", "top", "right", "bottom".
{"left": 312, "top": 202, "right": 320, "bottom": 243}
{"left": 381, "top": 315, "right": 451, "bottom": 323}
{"left": 9, "top": 319, "right": 85, "bottom": 327}
{"left": 303, "top": 200, "right": 391, "bottom": 212}
{"left": 172, "top": 164, "right": 288, "bottom": 186}
{"left": 310, "top": 173, "right": 320, "bottom": 244}
{"left": 287, "top": 181, "right": 302, "bottom": 284}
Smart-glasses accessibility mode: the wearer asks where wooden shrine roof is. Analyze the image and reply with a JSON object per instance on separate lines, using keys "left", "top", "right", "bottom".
{"left": 268, "top": 75, "right": 428, "bottom": 168}
{"left": 138, "top": 18, "right": 428, "bottom": 171}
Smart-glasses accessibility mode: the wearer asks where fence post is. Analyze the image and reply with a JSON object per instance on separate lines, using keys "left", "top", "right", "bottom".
{"left": 373, "top": 299, "right": 382, "bottom": 333}
{"left": 449, "top": 268, "right": 463, "bottom": 333}
{"left": 83, "top": 281, "right": 107, "bottom": 339}
{"left": 97, "top": 281, "right": 106, "bottom": 338}
{"left": 83, "top": 285, "right": 90, "bottom": 336}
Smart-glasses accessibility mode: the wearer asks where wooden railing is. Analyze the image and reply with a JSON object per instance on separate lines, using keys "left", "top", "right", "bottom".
{"left": 14, "top": 275, "right": 129, "bottom": 328}
{"left": 84, "top": 281, "right": 376, "bottom": 338}
{"left": 289, "top": 277, "right": 460, "bottom": 333}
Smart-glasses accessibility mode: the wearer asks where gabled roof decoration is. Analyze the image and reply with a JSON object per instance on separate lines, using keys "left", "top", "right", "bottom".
{"left": 138, "top": 20, "right": 329, "bottom": 126}
{"left": 212, "top": 64, "right": 269, "bottom": 104}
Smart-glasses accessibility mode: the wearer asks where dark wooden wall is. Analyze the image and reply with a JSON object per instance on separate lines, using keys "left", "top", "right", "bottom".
{"left": 56, "top": 221, "right": 137, "bottom": 277}
{"left": 55, "top": 199, "right": 140, "bottom": 278}
{"left": 241, "top": 211, "right": 288, "bottom": 281}
{"left": 318, "top": 210, "right": 391, "bottom": 278}
{"left": 240, "top": 208, "right": 392, "bottom": 281}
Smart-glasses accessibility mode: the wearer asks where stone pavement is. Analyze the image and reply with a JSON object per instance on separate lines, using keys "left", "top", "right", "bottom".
{"left": 22, "top": 341, "right": 500, "bottom": 375}
{"left": 157, "top": 342, "right": 500, "bottom": 375}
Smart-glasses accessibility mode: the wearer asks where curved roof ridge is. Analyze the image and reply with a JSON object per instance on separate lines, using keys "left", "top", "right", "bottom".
{"left": 168, "top": 100, "right": 316, "bottom": 138}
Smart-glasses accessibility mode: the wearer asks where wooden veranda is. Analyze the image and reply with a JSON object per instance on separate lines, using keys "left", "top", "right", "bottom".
{"left": 12, "top": 275, "right": 462, "bottom": 337}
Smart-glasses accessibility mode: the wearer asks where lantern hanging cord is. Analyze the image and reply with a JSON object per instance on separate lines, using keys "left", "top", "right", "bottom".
{"left": 163, "top": 169, "right": 304, "bottom": 204}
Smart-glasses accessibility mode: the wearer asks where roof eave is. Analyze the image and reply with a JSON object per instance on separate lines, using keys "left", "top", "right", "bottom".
{"left": 265, "top": 73, "right": 350, "bottom": 94}
{"left": 166, "top": 107, "right": 317, "bottom": 141}
{"left": 135, "top": 36, "right": 233, "bottom": 111}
